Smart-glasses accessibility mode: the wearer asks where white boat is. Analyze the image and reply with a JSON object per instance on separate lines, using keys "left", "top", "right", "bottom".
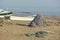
{"left": 0, "top": 9, "right": 12, "bottom": 17}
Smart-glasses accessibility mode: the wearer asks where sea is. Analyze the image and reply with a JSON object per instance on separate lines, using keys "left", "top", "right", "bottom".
{"left": 2, "top": 8, "right": 60, "bottom": 17}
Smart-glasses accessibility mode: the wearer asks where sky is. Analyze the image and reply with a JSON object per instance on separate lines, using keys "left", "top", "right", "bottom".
{"left": 0, "top": 0, "right": 60, "bottom": 8}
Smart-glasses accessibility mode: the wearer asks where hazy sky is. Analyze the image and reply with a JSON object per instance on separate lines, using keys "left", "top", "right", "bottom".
{"left": 0, "top": 0, "right": 60, "bottom": 8}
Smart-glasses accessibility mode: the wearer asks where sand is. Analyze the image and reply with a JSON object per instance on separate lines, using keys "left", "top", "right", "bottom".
{"left": 0, "top": 16, "right": 60, "bottom": 40}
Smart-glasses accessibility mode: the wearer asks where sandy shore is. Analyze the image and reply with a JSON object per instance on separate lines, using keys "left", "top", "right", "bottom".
{"left": 0, "top": 16, "right": 60, "bottom": 40}
{"left": 10, "top": 16, "right": 34, "bottom": 20}
{"left": 0, "top": 18, "right": 60, "bottom": 40}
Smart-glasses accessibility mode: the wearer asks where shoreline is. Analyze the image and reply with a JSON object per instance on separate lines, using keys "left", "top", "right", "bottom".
{"left": 0, "top": 15, "right": 60, "bottom": 21}
{"left": 0, "top": 15, "right": 34, "bottom": 20}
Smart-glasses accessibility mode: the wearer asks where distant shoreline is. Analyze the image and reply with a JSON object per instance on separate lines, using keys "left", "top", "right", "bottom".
{"left": 0, "top": 15, "right": 60, "bottom": 21}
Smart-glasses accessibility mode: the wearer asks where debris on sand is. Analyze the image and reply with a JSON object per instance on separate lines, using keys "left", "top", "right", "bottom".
{"left": 25, "top": 31, "right": 49, "bottom": 37}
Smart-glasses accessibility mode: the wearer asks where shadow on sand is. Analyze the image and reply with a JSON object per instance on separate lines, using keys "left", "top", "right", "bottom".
{"left": 16, "top": 23, "right": 28, "bottom": 26}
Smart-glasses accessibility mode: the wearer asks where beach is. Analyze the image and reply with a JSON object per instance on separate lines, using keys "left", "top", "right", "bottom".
{"left": 0, "top": 16, "right": 60, "bottom": 40}
{"left": 0, "top": 0, "right": 60, "bottom": 40}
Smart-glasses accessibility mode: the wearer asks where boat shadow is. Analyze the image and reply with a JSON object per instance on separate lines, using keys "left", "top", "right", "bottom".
{"left": 16, "top": 23, "right": 28, "bottom": 26}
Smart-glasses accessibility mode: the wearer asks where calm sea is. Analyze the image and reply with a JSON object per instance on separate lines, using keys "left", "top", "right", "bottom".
{"left": 3, "top": 8, "right": 60, "bottom": 17}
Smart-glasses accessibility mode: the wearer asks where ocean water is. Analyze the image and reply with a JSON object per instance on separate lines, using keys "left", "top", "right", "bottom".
{"left": 3, "top": 8, "right": 60, "bottom": 17}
